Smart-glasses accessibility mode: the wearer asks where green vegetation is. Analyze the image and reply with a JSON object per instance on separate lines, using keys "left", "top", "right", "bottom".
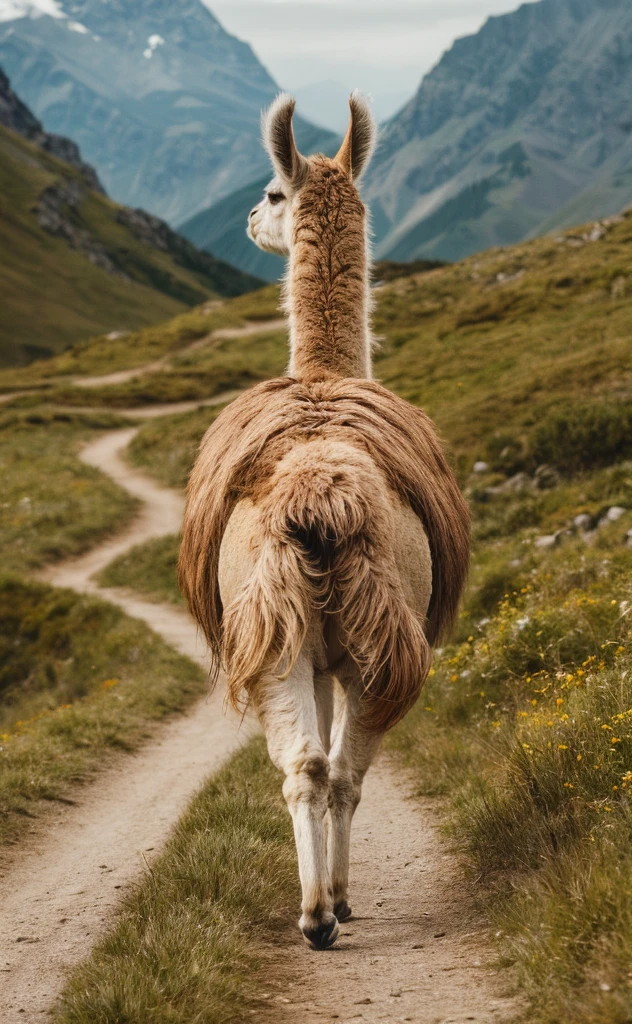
{"left": 371, "top": 212, "right": 632, "bottom": 473}
{"left": 0, "top": 126, "right": 259, "bottom": 368}
{"left": 0, "top": 575, "right": 205, "bottom": 846}
{"left": 0, "top": 285, "right": 282, "bottom": 390}
{"left": 529, "top": 399, "right": 632, "bottom": 475}
{"left": 99, "top": 535, "right": 183, "bottom": 607}
{"left": 0, "top": 407, "right": 137, "bottom": 573}
{"left": 24, "top": 326, "right": 287, "bottom": 409}
{"left": 54, "top": 738, "right": 297, "bottom": 1024}
{"left": 128, "top": 404, "right": 226, "bottom": 488}
{"left": 388, "top": 471, "right": 632, "bottom": 1023}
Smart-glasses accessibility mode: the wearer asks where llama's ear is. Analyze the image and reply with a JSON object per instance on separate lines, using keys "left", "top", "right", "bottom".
{"left": 262, "top": 93, "right": 308, "bottom": 188}
{"left": 335, "top": 91, "right": 377, "bottom": 181}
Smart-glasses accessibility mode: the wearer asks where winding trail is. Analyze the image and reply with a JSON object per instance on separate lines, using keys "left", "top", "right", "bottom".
{"left": 0, "top": 382, "right": 519, "bottom": 1023}
{"left": 0, "top": 400, "right": 254, "bottom": 1023}
{"left": 71, "top": 319, "right": 287, "bottom": 389}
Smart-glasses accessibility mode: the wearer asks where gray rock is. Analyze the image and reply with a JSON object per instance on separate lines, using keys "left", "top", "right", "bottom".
{"left": 605, "top": 506, "right": 627, "bottom": 523}
{"left": 473, "top": 461, "right": 489, "bottom": 474}
{"left": 535, "top": 533, "right": 560, "bottom": 550}
{"left": 534, "top": 465, "right": 560, "bottom": 490}
{"left": 487, "top": 472, "right": 532, "bottom": 496}
{"left": 599, "top": 507, "right": 627, "bottom": 528}
{"left": 574, "top": 514, "right": 593, "bottom": 532}
{"left": 0, "top": 67, "right": 104, "bottom": 192}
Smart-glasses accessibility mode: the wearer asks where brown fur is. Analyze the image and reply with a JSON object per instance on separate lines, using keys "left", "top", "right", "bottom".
{"left": 178, "top": 376, "right": 470, "bottom": 732}
{"left": 334, "top": 92, "right": 377, "bottom": 181}
{"left": 286, "top": 157, "right": 371, "bottom": 379}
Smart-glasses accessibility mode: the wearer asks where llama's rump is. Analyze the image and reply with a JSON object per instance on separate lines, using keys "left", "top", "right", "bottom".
{"left": 178, "top": 376, "right": 470, "bottom": 724}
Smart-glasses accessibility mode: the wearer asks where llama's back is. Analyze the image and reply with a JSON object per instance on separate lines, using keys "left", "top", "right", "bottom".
{"left": 178, "top": 376, "right": 470, "bottom": 730}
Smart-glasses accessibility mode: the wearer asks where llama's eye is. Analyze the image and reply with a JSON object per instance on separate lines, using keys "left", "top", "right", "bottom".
{"left": 267, "top": 192, "right": 285, "bottom": 205}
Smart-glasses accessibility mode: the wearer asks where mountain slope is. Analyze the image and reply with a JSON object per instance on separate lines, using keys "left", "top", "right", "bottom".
{"left": 0, "top": 0, "right": 335, "bottom": 226}
{"left": 365, "top": 0, "right": 632, "bottom": 262}
{"left": 0, "top": 69, "right": 262, "bottom": 367}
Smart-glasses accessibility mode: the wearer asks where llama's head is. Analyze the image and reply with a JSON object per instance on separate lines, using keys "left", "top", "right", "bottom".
{"left": 247, "top": 91, "right": 377, "bottom": 256}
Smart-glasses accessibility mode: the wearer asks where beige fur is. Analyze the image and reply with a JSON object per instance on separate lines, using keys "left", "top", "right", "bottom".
{"left": 179, "top": 94, "right": 470, "bottom": 949}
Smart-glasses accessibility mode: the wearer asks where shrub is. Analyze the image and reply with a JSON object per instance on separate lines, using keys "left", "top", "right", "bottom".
{"left": 530, "top": 400, "right": 632, "bottom": 475}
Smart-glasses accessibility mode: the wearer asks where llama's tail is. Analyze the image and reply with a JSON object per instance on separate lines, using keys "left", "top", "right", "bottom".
{"left": 222, "top": 441, "right": 431, "bottom": 732}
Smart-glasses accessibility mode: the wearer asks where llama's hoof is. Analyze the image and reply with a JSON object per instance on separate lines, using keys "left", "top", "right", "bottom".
{"left": 334, "top": 899, "right": 352, "bottom": 922}
{"left": 301, "top": 914, "right": 339, "bottom": 950}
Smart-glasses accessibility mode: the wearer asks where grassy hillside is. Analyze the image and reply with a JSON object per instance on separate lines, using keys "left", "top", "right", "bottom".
{"left": 0, "top": 124, "right": 261, "bottom": 368}
{"left": 0, "top": 574, "right": 204, "bottom": 847}
{"left": 0, "top": 407, "right": 138, "bottom": 572}
{"left": 33, "top": 207, "right": 631, "bottom": 464}
{"left": 0, "top": 286, "right": 282, "bottom": 392}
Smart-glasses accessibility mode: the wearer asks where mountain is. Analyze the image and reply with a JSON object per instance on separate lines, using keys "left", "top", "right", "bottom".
{"left": 364, "top": 0, "right": 632, "bottom": 263}
{"left": 0, "top": 0, "right": 335, "bottom": 226}
{"left": 0, "top": 67, "right": 262, "bottom": 367}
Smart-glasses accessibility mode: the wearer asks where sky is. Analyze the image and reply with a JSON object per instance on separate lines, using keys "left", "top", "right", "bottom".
{"left": 210, "top": 0, "right": 535, "bottom": 127}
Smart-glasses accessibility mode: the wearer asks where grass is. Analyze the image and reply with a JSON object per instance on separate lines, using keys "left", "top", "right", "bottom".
{"left": 0, "top": 125, "right": 261, "bottom": 368}
{"left": 387, "top": 471, "right": 632, "bottom": 1022}
{"left": 98, "top": 534, "right": 184, "bottom": 606}
{"left": 53, "top": 737, "right": 298, "bottom": 1024}
{"left": 0, "top": 407, "right": 137, "bottom": 572}
{"left": 22, "top": 327, "right": 288, "bottom": 409}
{"left": 127, "top": 404, "right": 226, "bottom": 488}
{"left": 0, "top": 284, "right": 282, "bottom": 390}
{"left": 0, "top": 574, "right": 205, "bottom": 847}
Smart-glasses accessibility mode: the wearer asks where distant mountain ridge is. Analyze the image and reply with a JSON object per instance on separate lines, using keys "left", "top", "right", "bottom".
{"left": 0, "top": 0, "right": 335, "bottom": 226}
{"left": 0, "top": 66, "right": 261, "bottom": 366}
{"left": 364, "top": 0, "right": 632, "bottom": 263}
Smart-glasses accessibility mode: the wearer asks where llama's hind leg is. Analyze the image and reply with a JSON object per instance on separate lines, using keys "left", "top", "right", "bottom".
{"left": 252, "top": 650, "right": 338, "bottom": 950}
{"left": 327, "top": 667, "right": 383, "bottom": 921}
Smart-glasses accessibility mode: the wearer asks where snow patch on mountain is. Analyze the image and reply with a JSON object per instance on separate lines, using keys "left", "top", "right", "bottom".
{"left": 143, "top": 33, "right": 164, "bottom": 59}
{"left": 0, "top": 0, "right": 65, "bottom": 22}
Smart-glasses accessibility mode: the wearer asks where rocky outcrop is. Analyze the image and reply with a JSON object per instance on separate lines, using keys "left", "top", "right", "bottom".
{"left": 0, "top": 66, "right": 103, "bottom": 192}
{"left": 36, "top": 179, "right": 124, "bottom": 275}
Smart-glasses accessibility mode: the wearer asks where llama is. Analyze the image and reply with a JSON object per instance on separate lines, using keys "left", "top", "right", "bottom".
{"left": 178, "top": 93, "right": 470, "bottom": 951}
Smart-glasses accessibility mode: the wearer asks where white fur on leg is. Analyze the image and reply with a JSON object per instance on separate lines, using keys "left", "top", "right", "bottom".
{"left": 327, "top": 670, "right": 383, "bottom": 914}
{"left": 252, "top": 648, "right": 338, "bottom": 948}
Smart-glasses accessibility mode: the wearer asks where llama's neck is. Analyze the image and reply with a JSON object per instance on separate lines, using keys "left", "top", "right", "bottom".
{"left": 285, "top": 169, "right": 372, "bottom": 380}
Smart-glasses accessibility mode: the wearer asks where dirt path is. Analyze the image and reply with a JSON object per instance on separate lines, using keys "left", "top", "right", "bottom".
{"left": 0, "top": 409, "right": 253, "bottom": 1023}
{"left": 273, "top": 767, "right": 519, "bottom": 1024}
{"left": 1, "top": 391, "right": 518, "bottom": 1024}
{"left": 71, "top": 318, "right": 286, "bottom": 389}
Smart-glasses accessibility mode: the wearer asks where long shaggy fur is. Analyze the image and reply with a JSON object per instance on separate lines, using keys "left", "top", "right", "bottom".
{"left": 178, "top": 376, "right": 470, "bottom": 732}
